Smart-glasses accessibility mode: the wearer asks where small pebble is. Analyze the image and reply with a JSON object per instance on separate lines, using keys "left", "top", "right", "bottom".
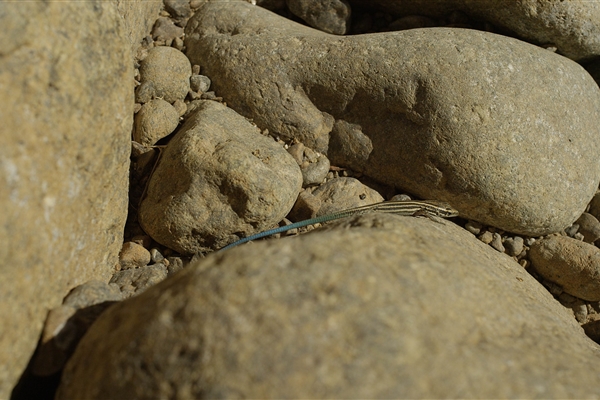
{"left": 190, "top": 74, "right": 211, "bottom": 93}
{"left": 490, "top": 233, "right": 505, "bottom": 253}
{"left": 302, "top": 155, "right": 330, "bottom": 186}
{"left": 200, "top": 91, "right": 217, "bottom": 100}
{"left": 582, "top": 318, "right": 600, "bottom": 343}
{"left": 558, "top": 291, "right": 578, "bottom": 304}
{"left": 575, "top": 212, "right": 600, "bottom": 243}
{"left": 503, "top": 236, "right": 524, "bottom": 257}
{"left": 173, "top": 37, "right": 184, "bottom": 51}
{"left": 130, "top": 234, "right": 153, "bottom": 249}
{"left": 188, "top": 90, "right": 201, "bottom": 100}
{"left": 135, "top": 81, "right": 156, "bottom": 104}
{"left": 63, "top": 280, "right": 123, "bottom": 308}
{"left": 150, "top": 248, "right": 165, "bottom": 263}
{"left": 284, "top": 228, "right": 299, "bottom": 236}
{"left": 110, "top": 264, "right": 168, "bottom": 298}
{"left": 288, "top": 191, "right": 321, "bottom": 222}
{"left": 164, "top": 0, "right": 192, "bottom": 19}
{"left": 478, "top": 231, "right": 493, "bottom": 245}
{"left": 564, "top": 223, "right": 580, "bottom": 237}
{"left": 390, "top": 194, "right": 412, "bottom": 202}
{"left": 172, "top": 99, "right": 187, "bottom": 116}
{"left": 516, "top": 247, "right": 528, "bottom": 259}
{"left": 287, "top": 143, "right": 305, "bottom": 165}
{"left": 167, "top": 257, "right": 184, "bottom": 275}
{"left": 137, "top": 43, "right": 150, "bottom": 59}
{"left": 544, "top": 280, "right": 563, "bottom": 296}
{"left": 151, "top": 16, "right": 184, "bottom": 43}
{"left": 464, "top": 220, "right": 483, "bottom": 235}
{"left": 119, "top": 242, "right": 151, "bottom": 270}
{"left": 133, "top": 99, "right": 180, "bottom": 146}
{"left": 303, "top": 147, "right": 319, "bottom": 163}
{"left": 572, "top": 302, "right": 588, "bottom": 323}
{"left": 530, "top": 235, "right": 600, "bottom": 301}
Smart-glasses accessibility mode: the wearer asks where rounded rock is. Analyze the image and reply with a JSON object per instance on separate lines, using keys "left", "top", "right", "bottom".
{"left": 56, "top": 216, "right": 600, "bottom": 398}
{"left": 312, "top": 177, "right": 384, "bottom": 215}
{"left": 138, "top": 100, "right": 302, "bottom": 253}
{"left": 301, "top": 154, "right": 330, "bottom": 186}
{"left": 139, "top": 46, "right": 191, "bottom": 103}
{"left": 189, "top": 74, "right": 211, "bottom": 93}
{"left": 185, "top": 3, "right": 600, "bottom": 236}
{"left": 529, "top": 235, "right": 600, "bottom": 301}
{"left": 133, "top": 99, "right": 180, "bottom": 146}
{"left": 119, "top": 242, "right": 151, "bottom": 270}
{"left": 574, "top": 212, "right": 600, "bottom": 243}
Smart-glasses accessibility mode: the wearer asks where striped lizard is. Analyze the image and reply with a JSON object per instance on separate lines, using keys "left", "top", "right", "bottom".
{"left": 219, "top": 199, "right": 458, "bottom": 251}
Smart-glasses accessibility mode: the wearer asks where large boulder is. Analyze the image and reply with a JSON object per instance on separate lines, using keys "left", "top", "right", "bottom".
{"left": 348, "top": 0, "right": 600, "bottom": 62}
{"left": 185, "top": 2, "right": 600, "bottom": 236}
{"left": 56, "top": 214, "right": 600, "bottom": 398}
{"left": 0, "top": 0, "right": 159, "bottom": 396}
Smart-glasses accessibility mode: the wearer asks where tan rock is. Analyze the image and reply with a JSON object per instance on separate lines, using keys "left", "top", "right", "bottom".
{"left": 32, "top": 281, "right": 122, "bottom": 376}
{"left": 57, "top": 215, "right": 600, "bottom": 398}
{"left": 116, "top": 0, "right": 163, "bottom": 51}
{"left": 287, "top": 0, "right": 352, "bottom": 34}
{"left": 0, "top": 0, "right": 157, "bottom": 396}
{"left": 138, "top": 46, "right": 191, "bottom": 103}
{"left": 133, "top": 98, "right": 180, "bottom": 146}
{"left": 118, "top": 241, "right": 152, "bottom": 270}
{"left": 575, "top": 212, "right": 600, "bottom": 243}
{"left": 530, "top": 235, "right": 600, "bottom": 301}
{"left": 312, "top": 177, "right": 384, "bottom": 215}
{"left": 184, "top": 2, "right": 600, "bottom": 236}
{"left": 139, "top": 100, "right": 302, "bottom": 253}
{"left": 349, "top": 0, "right": 600, "bottom": 61}
{"left": 110, "top": 263, "right": 168, "bottom": 299}
{"left": 151, "top": 16, "right": 185, "bottom": 43}
{"left": 288, "top": 190, "right": 323, "bottom": 221}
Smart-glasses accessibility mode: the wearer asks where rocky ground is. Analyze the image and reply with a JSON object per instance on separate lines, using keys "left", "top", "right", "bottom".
{"left": 7, "top": 0, "right": 600, "bottom": 398}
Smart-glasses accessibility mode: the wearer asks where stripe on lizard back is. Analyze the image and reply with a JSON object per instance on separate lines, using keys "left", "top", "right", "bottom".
{"left": 218, "top": 199, "right": 458, "bottom": 251}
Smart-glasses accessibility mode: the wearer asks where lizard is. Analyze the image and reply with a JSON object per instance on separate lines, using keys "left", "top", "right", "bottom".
{"left": 219, "top": 199, "right": 459, "bottom": 251}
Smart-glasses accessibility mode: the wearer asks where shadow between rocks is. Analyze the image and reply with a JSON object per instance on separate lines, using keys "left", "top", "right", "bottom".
{"left": 10, "top": 301, "right": 118, "bottom": 399}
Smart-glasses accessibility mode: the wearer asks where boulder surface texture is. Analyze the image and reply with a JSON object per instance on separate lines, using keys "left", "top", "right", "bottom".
{"left": 57, "top": 215, "right": 600, "bottom": 398}
{"left": 0, "top": 0, "right": 160, "bottom": 396}
{"left": 185, "top": 1, "right": 600, "bottom": 236}
{"left": 139, "top": 100, "right": 302, "bottom": 253}
{"left": 349, "top": 0, "right": 600, "bottom": 61}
